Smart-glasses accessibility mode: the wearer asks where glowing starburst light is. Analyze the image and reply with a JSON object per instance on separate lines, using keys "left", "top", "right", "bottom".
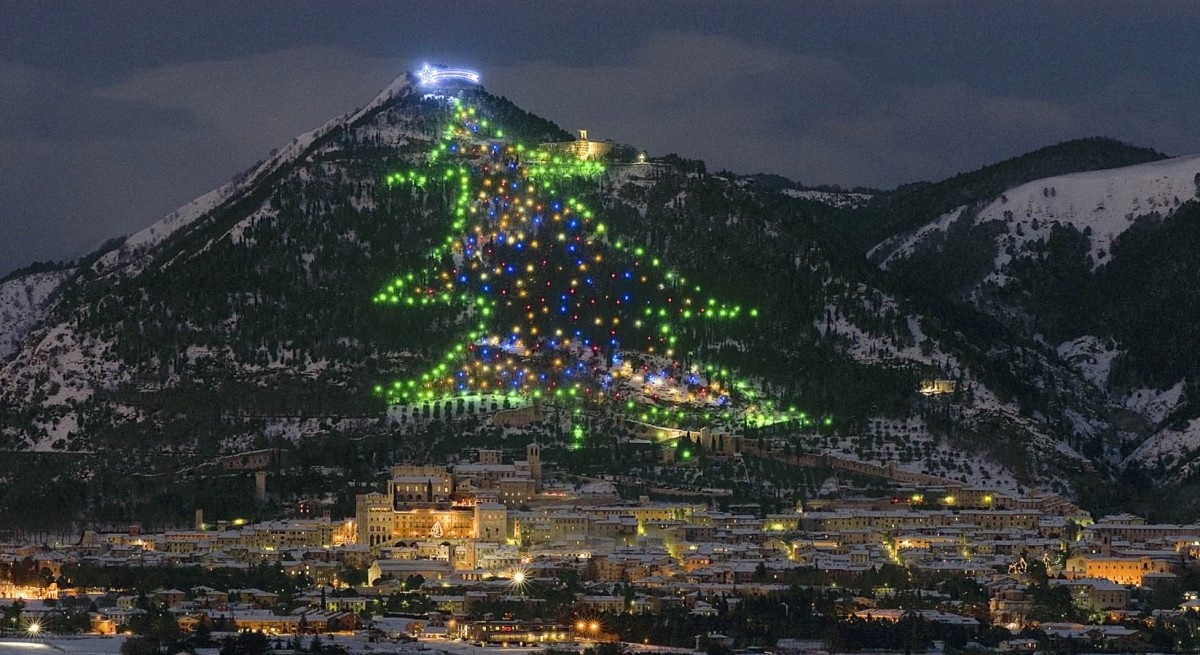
{"left": 417, "top": 63, "right": 481, "bottom": 87}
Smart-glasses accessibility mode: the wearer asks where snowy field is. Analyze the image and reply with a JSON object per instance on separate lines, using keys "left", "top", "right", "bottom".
{"left": 0, "top": 637, "right": 125, "bottom": 655}
{"left": 871, "top": 154, "right": 1200, "bottom": 278}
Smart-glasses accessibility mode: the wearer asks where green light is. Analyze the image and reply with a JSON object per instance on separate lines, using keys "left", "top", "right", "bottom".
{"left": 371, "top": 97, "right": 762, "bottom": 421}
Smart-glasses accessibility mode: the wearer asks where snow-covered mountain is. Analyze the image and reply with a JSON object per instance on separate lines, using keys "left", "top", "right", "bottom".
{"left": 870, "top": 154, "right": 1200, "bottom": 278}
{"left": 94, "top": 75, "right": 416, "bottom": 279}
{"left": 3, "top": 70, "right": 1198, "bottom": 525}
{"left": 870, "top": 152, "right": 1200, "bottom": 487}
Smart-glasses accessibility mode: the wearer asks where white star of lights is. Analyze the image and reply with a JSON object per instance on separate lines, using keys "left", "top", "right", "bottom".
{"left": 417, "top": 64, "right": 481, "bottom": 87}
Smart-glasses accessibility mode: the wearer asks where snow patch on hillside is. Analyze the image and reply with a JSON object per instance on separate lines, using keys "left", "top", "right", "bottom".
{"left": 815, "top": 288, "right": 1090, "bottom": 490}
{"left": 873, "top": 155, "right": 1200, "bottom": 275}
{"left": 33, "top": 413, "right": 78, "bottom": 451}
{"left": 354, "top": 121, "right": 429, "bottom": 149}
{"left": 870, "top": 207, "right": 966, "bottom": 266}
{"left": 1125, "top": 417, "right": 1200, "bottom": 483}
{"left": 0, "top": 318, "right": 128, "bottom": 448}
{"left": 1056, "top": 335, "right": 1118, "bottom": 391}
{"left": 814, "top": 290, "right": 957, "bottom": 370}
{"left": 813, "top": 417, "right": 1022, "bottom": 493}
{"left": 1123, "top": 383, "right": 1184, "bottom": 425}
{"left": 226, "top": 206, "right": 276, "bottom": 246}
{"left": 259, "top": 417, "right": 386, "bottom": 444}
{"left": 0, "top": 269, "right": 73, "bottom": 360}
{"left": 783, "top": 188, "right": 873, "bottom": 209}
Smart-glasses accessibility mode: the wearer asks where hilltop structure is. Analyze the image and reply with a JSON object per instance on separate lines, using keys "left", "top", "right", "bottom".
{"left": 538, "top": 129, "right": 615, "bottom": 161}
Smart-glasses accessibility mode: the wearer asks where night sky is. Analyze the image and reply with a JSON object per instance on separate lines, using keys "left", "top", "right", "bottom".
{"left": 4, "top": 1, "right": 1199, "bottom": 276}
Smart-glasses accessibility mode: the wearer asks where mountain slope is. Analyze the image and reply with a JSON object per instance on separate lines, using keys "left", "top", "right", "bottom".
{"left": 0, "top": 267, "right": 74, "bottom": 361}
{"left": 870, "top": 154, "right": 1200, "bottom": 276}
{"left": 843, "top": 138, "right": 1168, "bottom": 254}
{"left": 0, "top": 71, "right": 1165, "bottom": 526}
{"left": 871, "top": 150, "right": 1200, "bottom": 491}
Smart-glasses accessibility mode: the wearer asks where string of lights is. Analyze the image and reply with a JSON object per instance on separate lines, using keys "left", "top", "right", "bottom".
{"left": 372, "top": 97, "right": 824, "bottom": 433}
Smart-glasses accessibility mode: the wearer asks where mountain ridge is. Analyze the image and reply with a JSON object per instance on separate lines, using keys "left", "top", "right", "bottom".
{"left": 2, "top": 71, "right": 1198, "bottom": 527}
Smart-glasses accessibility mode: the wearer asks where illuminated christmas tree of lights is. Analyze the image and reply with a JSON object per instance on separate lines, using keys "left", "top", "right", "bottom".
{"left": 373, "top": 97, "right": 818, "bottom": 432}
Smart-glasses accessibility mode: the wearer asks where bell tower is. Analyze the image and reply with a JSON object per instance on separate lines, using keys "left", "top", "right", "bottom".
{"left": 527, "top": 441, "right": 542, "bottom": 491}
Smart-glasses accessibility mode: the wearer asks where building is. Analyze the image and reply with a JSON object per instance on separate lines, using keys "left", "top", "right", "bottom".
{"left": 1064, "top": 554, "right": 1175, "bottom": 586}
{"left": 919, "top": 379, "right": 957, "bottom": 396}
{"left": 537, "top": 130, "right": 614, "bottom": 162}
{"left": 356, "top": 448, "right": 538, "bottom": 547}
{"left": 465, "top": 620, "right": 574, "bottom": 646}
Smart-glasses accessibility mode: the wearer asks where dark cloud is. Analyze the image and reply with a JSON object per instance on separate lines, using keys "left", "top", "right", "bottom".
{"left": 3, "top": 2, "right": 1200, "bottom": 275}
{"left": 0, "top": 64, "right": 197, "bottom": 140}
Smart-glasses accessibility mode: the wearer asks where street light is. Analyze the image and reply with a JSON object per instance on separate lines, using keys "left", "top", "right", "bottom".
{"left": 27, "top": 622, "right": 42, "bottom": 637}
